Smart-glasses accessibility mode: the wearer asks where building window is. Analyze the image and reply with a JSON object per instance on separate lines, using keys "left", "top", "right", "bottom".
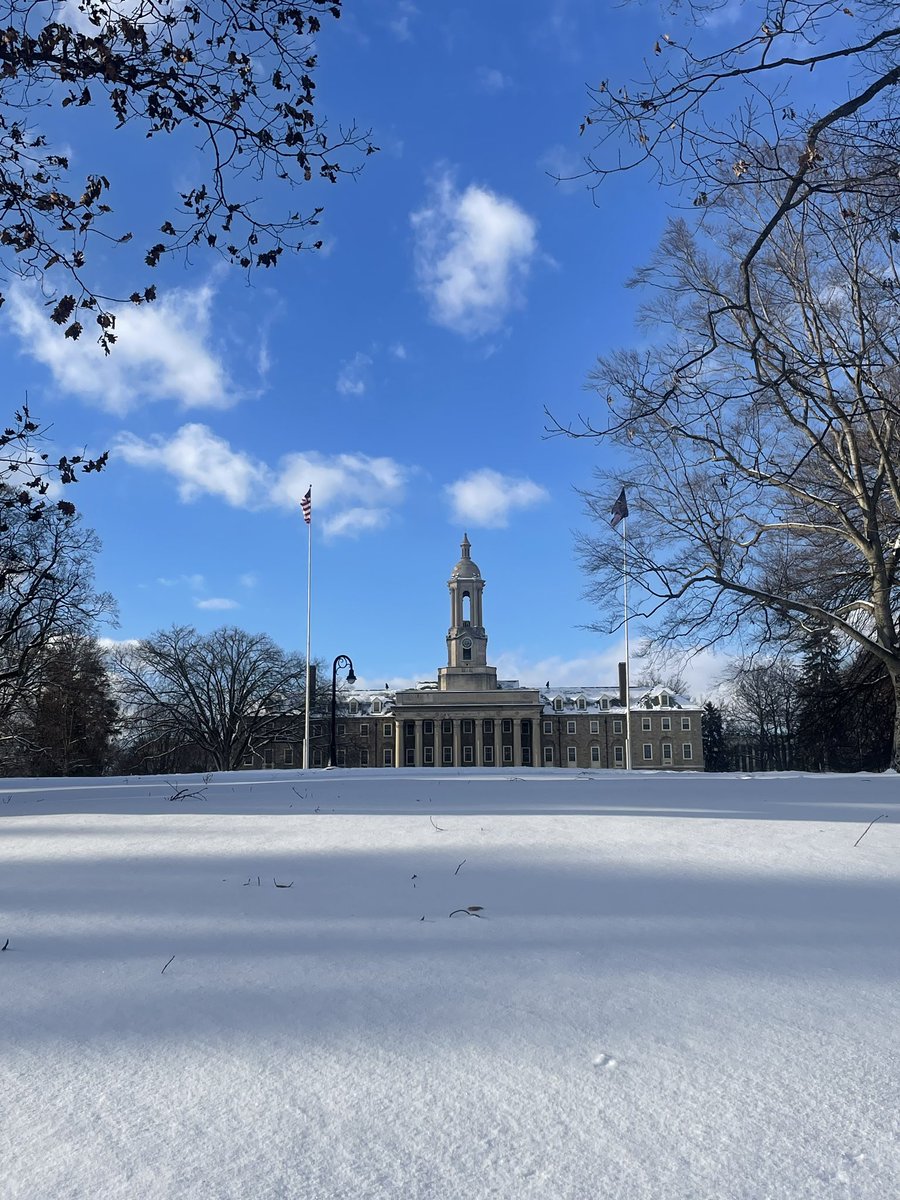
{"left": 681, "top": 717, "right": 691, "bottom": 731}
{"left": 567, "top": 719, "right": 576, "bottom": 735}
{"left": 522, "top": 719, "right": 531, "bottom": 735}
{"left": 264, "top": 748, "right": 275, "bottom": 767}
{"left": 502, "top": 718, "right": 512, "bottom": 734}
{"left": 406, "top": 748, "right": 415, "bottom": 765}
{"left": 383, "top": 748, "right": 393, "bottom": 766}
{"left": 337, "top": 722, "right": 346, "bottom": 736}
{"left": 567, "top": 746, "right": 577, "bottom": 765}
{"left": 442, "top": 719, "right": 452, "bottom": 735}
{"left": 337, "top": 749, "right": 346, "bottom": 766}
{"left": 613, "top": 719, "right": 623, "bottom": 734}
{"left": 282, "top": 746, "right": 294, "bottom": 765}
{"left": 311, "top": 723, "right": 322, "bottom": 737}
{"left": 662, "top": 743, "right": 672, "bottom": 762}
{"left": 360, "top": 723, "right": 369, "bottom": 738}
{"left": 590, "top": 719, "right": 600, "bottom": 734}
{"left": 522, "top": 747, "right": 531, "bottom": 765}
{"left": 577, "top": 696, "right": 586, "bottom": 710}
{"left": 642, "top": 743, "right": 653, "bottom": 761}
{"left": 405, "top": 721, "right": 415, "bottom": 736}
{"left": 553, "top": 697, "right": 563, "bottom": 711}
{"left": 424, "top": 746, "right": 434, "bottom": 765}
{"left": 313, "top": 748, "right": 323, "bottom": 766}
{"left": 424, "top": 720, "right": 434, "bottom": 735}
{"left": 660, "top": 693, "right": 670, "bottom": 707}
{"left": 641, "top": 716, "right": 651, "bottom": 732}
{"left": 683, "top": 743, "right": 693, "bottom": 760}
{"left": 462, "top": 719, "right": 473, "bottom": 734}
{"left": 349, "top": 699, "right": 358, "bottom": 715}
{"left": 503, "top": 745, "right": 513, "bottom": 764}
{"left": 543, "top": 746, "right": 554, "bottom": 764}
{"left": 661, "top": 716, "right": 671, "bottom": 732}
{"left": 613, "top": 745, "right": 624, "bottom": 766}
{"left": 443, "top": 746, "right": 453, "bottom": 764}
{"left": 463, "top": 746, "right": 474, "bottom": 764}
{"left": 601, "top": 697, "right": 609, "bottom": 710}
{"left": 360, "top": 748, "right": 369, "bottom": 766}
{"left": 484, "top": 745, "right": 494, "bottom": 764}
{"left": 483, "top": 719, "right": 493, "bottom": 734}
{"left": 383, "top": 722, "right": 393, "bottom": 737}
{"left": 543, "top": 720, "right": 553, "bottom": 735}
{"left": 373, "top": 700, "right": 382, "bottom": 714}
{"left": 591, "top": 745, "right": 600, "bottom": 763}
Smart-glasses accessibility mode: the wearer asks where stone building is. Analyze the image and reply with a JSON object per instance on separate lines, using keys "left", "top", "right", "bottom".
{"left": 246, "top": 536, "right": 704, "bottom": 770}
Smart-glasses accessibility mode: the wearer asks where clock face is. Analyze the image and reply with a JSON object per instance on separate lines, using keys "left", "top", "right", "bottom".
{"left": 461, "top": 637, "right": 473, "bottom": 649}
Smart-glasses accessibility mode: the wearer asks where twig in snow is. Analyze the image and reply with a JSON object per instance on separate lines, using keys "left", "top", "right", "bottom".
{"left": 1, "top": 938, "right": 8, "bottom": 951}
{"left": 449, "top": 906, "right": 484, "bottom": 918}
{"left": 853, "top": 813, "right": 889, "bottom": 847}
{"left": 242, "top": 877, "right": 252, "bottom": 886}
{"left": 430, "top": 816, "right": 446, "bottom": 832}
{"left": 454, "top": 859, "right": 466, "bottom": 875}
{"left": 165, "top": 780, "right": 208, "bottom": 803}
{"left": 273, "top": 877, "right": 294, "bottom": 888}
{"left": 161, "top": 955, "right": 175, "bottom": 974}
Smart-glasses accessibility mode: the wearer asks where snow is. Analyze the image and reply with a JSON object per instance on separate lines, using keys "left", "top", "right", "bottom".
{"left": 2, "top": 768, "right": 898, "bottom": 1199}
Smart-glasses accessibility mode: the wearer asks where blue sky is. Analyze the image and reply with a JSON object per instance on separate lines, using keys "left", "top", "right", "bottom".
{"left": 5, "top": 0, "right": 740, "bottom": 693}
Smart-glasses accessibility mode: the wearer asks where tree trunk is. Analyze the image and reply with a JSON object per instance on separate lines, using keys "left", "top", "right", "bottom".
{"left": 891, "top": 669, "right": 900, "bottom": 774}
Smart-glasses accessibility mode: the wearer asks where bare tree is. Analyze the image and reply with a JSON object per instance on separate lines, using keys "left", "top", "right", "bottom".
{"left": 726, "top": 658, "right": 801, "bottom": 771}
{"left": 0, "top": 491, "right": 116, "bottom": 753}
{"left": 562, "top": 170, "right": 900, "bottom": 768}
{"left": 0, "top": 0, "right": 374, "bottom": 348}
{"left": 113, "top": 624, "right": 307, "bottom": 772}
{"left": 579, "top": 1, "right": 900, "bottom": 273}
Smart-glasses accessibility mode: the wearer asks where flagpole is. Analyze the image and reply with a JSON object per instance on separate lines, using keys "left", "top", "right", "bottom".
{"left": 622, "top": 515, "right": 632, "bottom": 771}
{"left": 302, "top": 488, "right": 312, "bottom": 770}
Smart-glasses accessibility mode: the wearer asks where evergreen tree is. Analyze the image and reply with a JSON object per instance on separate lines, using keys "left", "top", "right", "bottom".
{"left": 701, "top": 702, "right": 728, "bottom": 772}
{"left": 23, "top": 636, "right": 118, "bottom": 775}
{"left": 794, "top": 628, "right": 847, "bottom": 772}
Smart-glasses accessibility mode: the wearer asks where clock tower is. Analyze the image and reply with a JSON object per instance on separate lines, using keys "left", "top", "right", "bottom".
{"left": 439, "top": 534, "right": 498, "bottom": 691}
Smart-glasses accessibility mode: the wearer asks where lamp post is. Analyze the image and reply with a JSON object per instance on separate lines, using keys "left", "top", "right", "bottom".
{"left": 329, "top": 654, "right": 356, "bottom": 767}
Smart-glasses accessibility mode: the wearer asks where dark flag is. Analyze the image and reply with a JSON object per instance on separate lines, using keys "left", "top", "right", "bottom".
{"left": 301, "top": 486, "right": 312, "bottom": 525}
{"left": 610, "top": 487, "right": 629, "bottom": 529}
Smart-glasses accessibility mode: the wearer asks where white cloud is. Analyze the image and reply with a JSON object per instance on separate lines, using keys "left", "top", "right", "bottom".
{"left": 115, "top": 423, "right": 411, "bottom": 538}
{"left": 476, "top": 67, "right": 512, "bottom": 93}
{"left": 389, "top": 0, "right": 418, "bottom": 39}
{"left": 7, "top": 283, "right": 232, "bottom": 414}
{"left": 492, "top": 648, "right": 625, "bottom": 689}
{"left": 239, "top": 573, "right": 258, "bottom": 589}
{"left": 411, "top": 173, "right": 538, "bottom": 336}
{"left": 321, "top": 506, "right": 390, "bottom": 538}
{"left": 116, "top": 424, "right": 262, "bottom": 507}
{"left": 195, "top": 597, "right": 239, "bottom": 611}
{"left": 445, "top": 468, "right": 548, "bottom": 528}
{"left": 158, "top": 573, "right": 205, "bottom": 590}
{"left": 336, "top": 352, "right": 373, "bottom": 396}
{"left": 390, "top": 342, "right": 408, "bottom": 360}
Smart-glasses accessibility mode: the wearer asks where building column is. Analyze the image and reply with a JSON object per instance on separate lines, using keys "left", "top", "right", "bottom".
{"left": 513, "top": 717, "right": 522, "bottom": 767}
{"left": 452, "top": 718, "right": 461, "bottom": 768}
{"left": 475, "top": 719, "right": 484, "bottom": 767}
{"left": 414, "top": 719, "right": 423, "bottom": 767}
{"left": 394, "top": 719, "right": 402, "bottom": 769}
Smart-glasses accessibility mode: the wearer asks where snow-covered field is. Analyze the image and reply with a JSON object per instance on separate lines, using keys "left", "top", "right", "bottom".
{"left": 2, "top": 768, "right": 898, "bottom": 1200}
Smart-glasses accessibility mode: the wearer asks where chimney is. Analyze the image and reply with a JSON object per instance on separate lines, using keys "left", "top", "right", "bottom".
{"left": 618, "top": 661, "right": 627, "bottom": 706}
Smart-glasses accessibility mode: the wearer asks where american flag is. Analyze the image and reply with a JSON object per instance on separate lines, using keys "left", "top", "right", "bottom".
{"left": 301, "top": 486, "right": 312, "bottom": 525}
{"left": 609, "top": 487, "right": 629, "bottom": 529}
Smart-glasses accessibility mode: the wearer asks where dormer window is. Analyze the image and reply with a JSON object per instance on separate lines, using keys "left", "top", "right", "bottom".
{"left": 577, "top": 697, "right": 586, "bottom": 710}
{"left": 349, "top": 699, "right": 358, "bottom": 715}
{"left": 600, "top": 697, "right": 609, "bottom": 710}
{"left": 373, "top": 699, "right": 382, "bottom": 714}
{"left": 660, "top": 693, "right": 670, "bottom": 707}
{"left": 553, "top": 697, "right": 563, "bottom": 712}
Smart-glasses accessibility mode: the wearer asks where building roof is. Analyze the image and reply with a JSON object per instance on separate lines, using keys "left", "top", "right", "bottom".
{"left": 450, "top": 532, "right": 481, "bottom": 579}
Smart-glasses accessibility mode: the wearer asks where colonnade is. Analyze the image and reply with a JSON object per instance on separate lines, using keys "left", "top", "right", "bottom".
{"left": 393, "top": 716, "right": 527, "bottom": 767}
